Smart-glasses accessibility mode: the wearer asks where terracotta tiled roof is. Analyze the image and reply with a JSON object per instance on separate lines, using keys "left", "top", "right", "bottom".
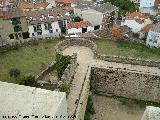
{"left": 126, "top": 12, "right": 150, "bottom": 24}
{"left": 19, "top": 1, "right": 49, "bottom": 10}
{"left": 25, "top": 8, "right": 71, "bottom": 24}
{"left": 155, "top": 0, "right": 160, "bottom": 6}
{"left": 67, "top": 21, "right": 92, "bottom": 29}
{"left": 63, "top": 6, "right": 73, "bottom": 10}
{"left": 139, "top": 24, "right": 154, "bottom": 32}
{"left": 127, "top": 12, "right": 149, "bottom": 19}
{"left": 56, "top": 0, "right": 73, "bottom": 3}
{"left": 3, "top": 8, "right": 25, "bottom": 19}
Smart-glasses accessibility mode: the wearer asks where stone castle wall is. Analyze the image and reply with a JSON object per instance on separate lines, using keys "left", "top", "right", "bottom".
{"left": 61, "top": 54, "right": 78, "bottom": 85}
{"left": 55, "top": 38, "right": 160, "bottom": 68}
{"left": 90, "top": 67, "right": 160, "bottom": 102}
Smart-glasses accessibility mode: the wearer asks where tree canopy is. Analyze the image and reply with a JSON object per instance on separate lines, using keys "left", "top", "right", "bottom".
{"left": 105, "top": 0, "right": 137, "bottom": 16}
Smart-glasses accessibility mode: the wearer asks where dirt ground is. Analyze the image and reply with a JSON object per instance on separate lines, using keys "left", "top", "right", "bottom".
{"left": 91, "top": 94, "right": 145, "bottom": 120}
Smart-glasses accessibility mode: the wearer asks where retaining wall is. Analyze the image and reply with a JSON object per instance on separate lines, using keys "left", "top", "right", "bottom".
{"left": 90, "top": 67, "right": 160, "bottom": 102}
{"left": 61, "top": 54, "right": 78, "bottom": 85}
{"left": 55, "top": 38, "right": 160, "bottom": 68}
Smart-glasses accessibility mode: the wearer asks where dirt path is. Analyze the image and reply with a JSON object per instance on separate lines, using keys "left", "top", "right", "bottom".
{"left": 62, "top": 46, "right": 94, "bottom": 117}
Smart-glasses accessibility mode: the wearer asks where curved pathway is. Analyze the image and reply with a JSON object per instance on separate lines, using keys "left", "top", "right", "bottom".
{"left": 62, "top": 46, "right": 160, "bottom": 119}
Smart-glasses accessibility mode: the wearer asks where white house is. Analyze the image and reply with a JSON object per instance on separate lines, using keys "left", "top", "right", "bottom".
{"left": 28, "top": 22, "right": 61, "bottom": 38}
{"left": 121, "top": 12, "right": 152, "bottom": 33}
{"left": 0, "top": 81, "right": 67, "bottom": 120}
{"left": 74, "top": 1, "right": 118, "bottom": 30}
{"left": 26, "top": 8, "right": 71, "bottom": 38}
{"left": 139, "top": 0, "right": 160, "bottom": 15}
{"left": 140, "top": 0, "right": 155, "bottom": 8}
{"left": 67, "top": 21, "right": 94, "bottom": 34}
{"left": 146, "top": 24, "right": 160, "bottom": 48}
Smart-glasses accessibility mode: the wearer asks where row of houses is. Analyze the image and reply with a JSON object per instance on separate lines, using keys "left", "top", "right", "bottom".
{"left": 119, "top": 11, "right": 160, "bottom": 48}
{"left": 0, "top": 0, "right": 118, "bottom": 43}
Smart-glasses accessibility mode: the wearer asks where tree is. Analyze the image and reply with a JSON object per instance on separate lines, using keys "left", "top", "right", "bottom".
{"left": 56, "top": 54, "right": 71, "bottom": 78}
{"left": 73, "top": 16, "right": 83, "bottom": 22}
{"left": 9, "top": 68, "right": 21, "bottom": 78}
{"left": 105, "top": 0, "right": 137, "bottom": 16}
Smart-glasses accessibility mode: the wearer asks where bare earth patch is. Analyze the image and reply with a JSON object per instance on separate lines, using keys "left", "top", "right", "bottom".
{"left": 91, "top": 94, "right": 145, "bottom": 120}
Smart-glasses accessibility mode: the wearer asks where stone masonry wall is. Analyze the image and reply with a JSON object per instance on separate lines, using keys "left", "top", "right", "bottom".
{"left": 61, "top": 54, "right": 78, "bottom": 85}
{"left": 55, "top": 38, "right": 160, "bottom": 68}
{"left": 90, "top": 67, "right": 160, "bottom": 102}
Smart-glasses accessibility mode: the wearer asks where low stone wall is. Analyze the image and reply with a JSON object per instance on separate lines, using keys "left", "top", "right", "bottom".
{"left": 35, "top": 62, "right": 56, "bottom": 81}
{"left": 55, "top": 38, "right": 160, "bottom": 68}
{"left": 74, "top": 66, "right": 91, "bottom": 120}
{"left": 0, "top": 38, "right": 61, "bottom": 53}
{"left": 90, "top": 67, "right": 160, "bottom": 102}
{"left": 55, "top": 38, "right": 97, "bottom": 56}
{"left": 97, "top": 54, "right": 160, "bottom": 68}
{"left": 61, "top": 54, "right": 78, "bottom": 85}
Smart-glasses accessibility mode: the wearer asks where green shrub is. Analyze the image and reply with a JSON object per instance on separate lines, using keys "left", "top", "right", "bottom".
{"left": 59, "top": 83, "right": 69, "bottom": 94}
{"left": 84, "top": 95, "right": 96, "bottom": 120}
{"left": 73, "top": 16, "right": 83, "bottom": 22}
{"left": 24, "top": 74, "right": 35, "bottom": 86}
{"left": 9, "top": 68, "right": 21, "bottom": 78}
{"left": 56, "top": 54, "right": 71, "bottom": 78}
{"left": 16, "top": 74, "right": 36, "bottom": 86}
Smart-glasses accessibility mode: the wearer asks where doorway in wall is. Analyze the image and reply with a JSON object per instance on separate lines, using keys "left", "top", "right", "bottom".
{"left": 82, "top": 27, "right": 87, "bottom": 33}
{"left": 94, "top": 25, "right": 100, "bottom": 30}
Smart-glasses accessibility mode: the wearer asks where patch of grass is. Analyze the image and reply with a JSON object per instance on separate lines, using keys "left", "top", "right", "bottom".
{"left": 0, "top": 40, "right": 60, "bottom": 83}
{"left": 84, "top": 95, "right": 96, "bottom": 120}
{"left": 95, "top": 39, "right": 160, "bottom": 61}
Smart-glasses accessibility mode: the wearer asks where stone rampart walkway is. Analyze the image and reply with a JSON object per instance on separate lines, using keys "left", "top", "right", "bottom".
{"left": 62, "top": 46, "right": 160, "bottom": 119}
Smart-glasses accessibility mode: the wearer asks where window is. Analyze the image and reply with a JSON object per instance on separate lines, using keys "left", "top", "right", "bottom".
{"left": 44, "top": 23, "right": 48, "bottom": 30}
{"left": 37, "top": 24, "right": 41, "bottom": 30}
{"left": 48, "top": 23, "right": 52, "bottom": 30}
{"left": 37, "top": 32, "right": 42, "bottom": 35}
{"left": 32, "top": 33, "right": 35, "bottom": 36}
{"left": 14, "top": 26, "right": 22, "bottom": 32}
{"left": 11, "top": 18, "right": 21, "bottom": 25}
{"left": 56, "top": 29, "right": 58, "bottom": 32}
{"left": 33, "top": 26, "right": 37, "bottom": 32}
{"left": 49, "top": 30, "right": 53, "bottom": 33}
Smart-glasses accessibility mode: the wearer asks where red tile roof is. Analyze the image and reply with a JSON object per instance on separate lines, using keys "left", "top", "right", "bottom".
{"left": 63, "top": 6, "right": 74, "bottom": 10}
{"left": 3, "top": 8, "right": 25, "bottom": 19}
{"left": 127, "top": 12, "right": 149, "bottom": 19}
{"left": 155, "top": 0, "right": 160, "bottom": 6}
{"left": 139, "top": 24, "right": 154, "bottom": 33}
{"left": 25, "top": 8, "right": 71, "bottom": 24}
{"left": 67, "top": 21, "right": 92, "bottom": 29}
{"left": 19, "top": 1, "right": 49, "bottom": 10}
{"left": 126, "top": 12, "right": 150, "bottom": 24}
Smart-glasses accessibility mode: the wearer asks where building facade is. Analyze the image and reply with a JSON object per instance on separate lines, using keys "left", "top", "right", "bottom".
{"left": 67, "top": 21, "right": 94, "bottom": 34}
{"left": 74, "top": 1, "right": 118, "bottom": 30}
{"left": 146, "top": 24, "right": 160, "bottom": 48}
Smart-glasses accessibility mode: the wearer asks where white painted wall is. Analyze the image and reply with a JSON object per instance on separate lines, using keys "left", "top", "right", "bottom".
{"left": 82, "top": 9, "right": 103, "bottom": 26}
{"left": 140, "top": 0, "right": 155, "bottom": 8}
{"left": 67, "top": 26, "right": 94, "bottom": 34}
{"left": 121, "top": 18, "right": 152, "bottom": 33}
{"left": 139, "top": 7, "right": 158, "bottom": 16}
{"left": 68, "top": 28, "right": 82, "bottom": 34}
{"left": 146, "top": 30, "right": 160, "bottom": 48}
{"left": 74, "top": 8, "right": 103, "bottom": 26}
{"left": 28, "top": 21, "right": 61, "bottom": 38}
